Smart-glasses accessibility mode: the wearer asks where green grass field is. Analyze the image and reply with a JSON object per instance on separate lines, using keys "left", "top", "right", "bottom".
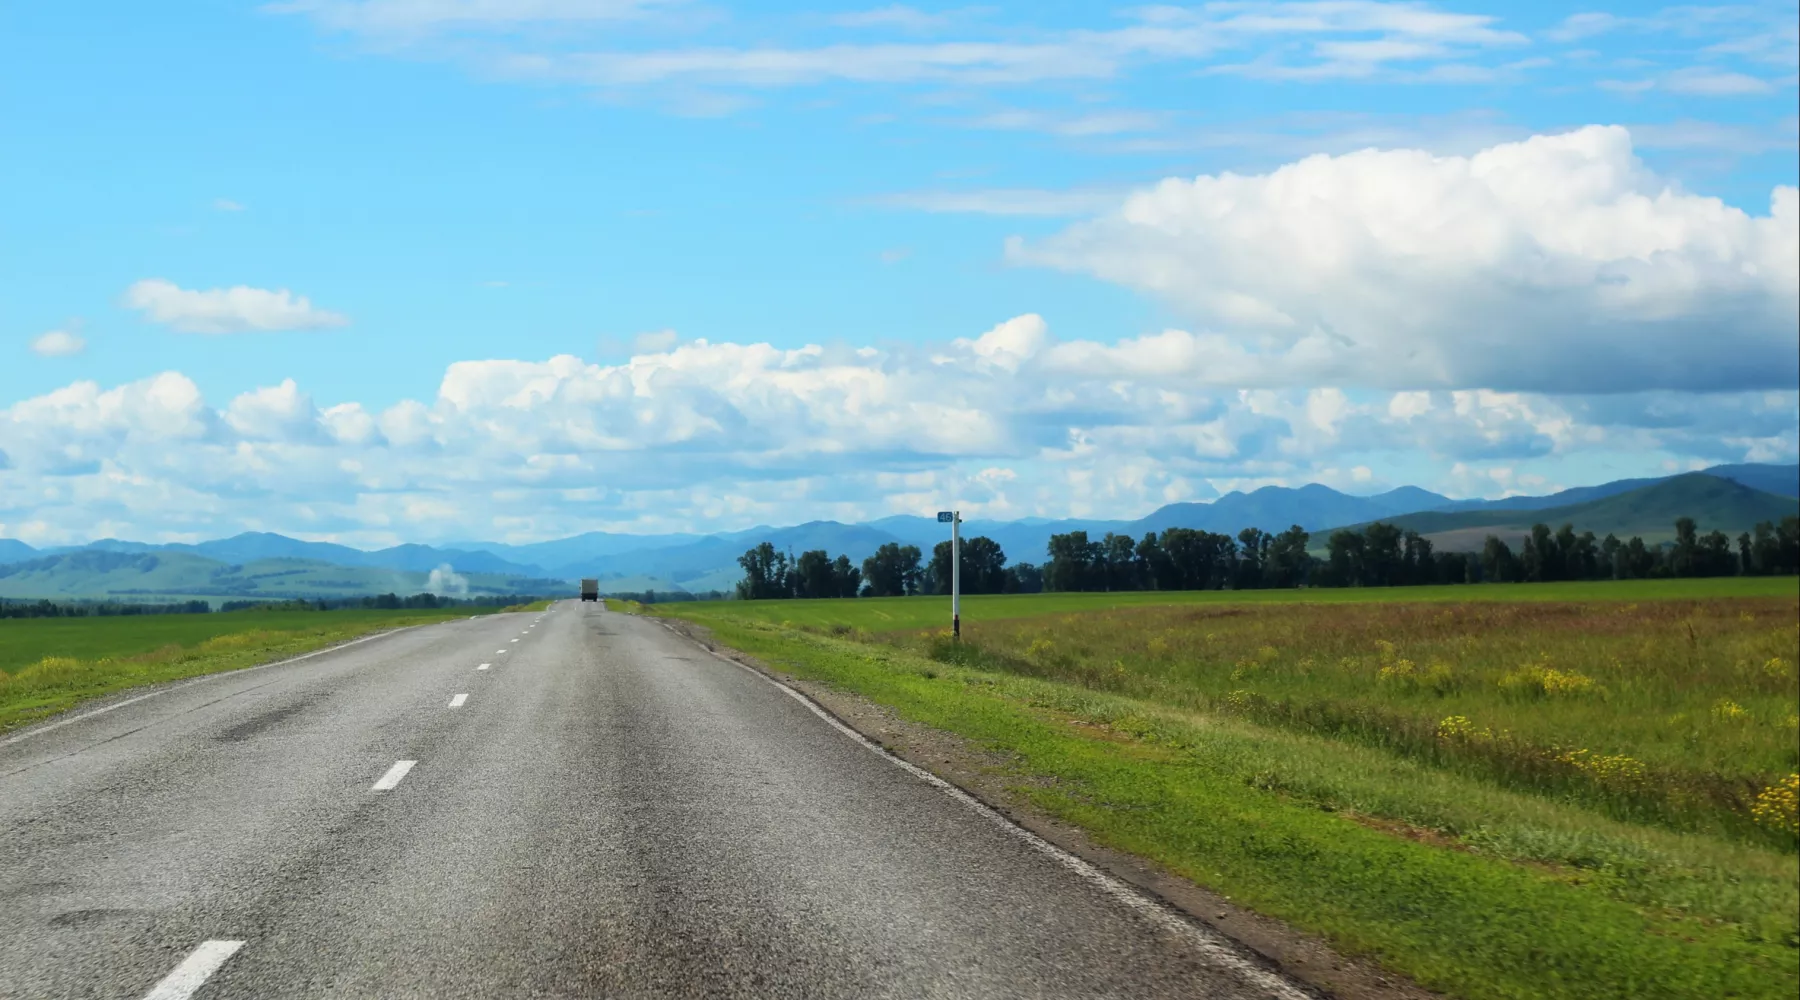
{"left": 671, "top": 577, "right": 1798, "bottom": 633}
{"left": 0, "top": 606, "right": 500, "bottom": 731}
{"left": 640, "top": 578, "right": 1800, "bottom": 1000}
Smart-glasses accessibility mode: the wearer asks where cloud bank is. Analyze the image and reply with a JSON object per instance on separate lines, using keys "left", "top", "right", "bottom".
{"left": 1012, "top": 126, "right": 1798, "bottom": 393}
{"left": 2, "top": 319, "right": 1793, "bottom": 546}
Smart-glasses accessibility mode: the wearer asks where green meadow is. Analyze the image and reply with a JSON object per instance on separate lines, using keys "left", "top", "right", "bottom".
{"left": 0, "top": 606, "right": 502, "bottom": 732}
{"left": 638, "top": 578, "right": 1800, "bottom": 1000}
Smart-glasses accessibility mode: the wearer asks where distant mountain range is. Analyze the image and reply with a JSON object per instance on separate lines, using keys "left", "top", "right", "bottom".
{"left": 1323, "top": 472, "right": 1800, "bottom": 551}
{"left": 0, "top": 549, "right": 569, "bottom": 605}
{"left": 2, "top": 463, "right": 1794, "bottom": 602}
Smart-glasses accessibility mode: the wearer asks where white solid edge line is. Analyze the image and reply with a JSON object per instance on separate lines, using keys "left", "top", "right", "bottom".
{"left": 139, "top": 939, "right": 244, "bottom": 1000}
{"left": 449, "top": 693, "right": 469, "bottom": 708}
{"left": 692, "top": 633, "right": 1310, "bottom": 1000}
{"left": 371, "top": 759, "right": 416, "bottom": 791}
{"left": 2, "top": 627, "right": 416, "bottom": 748}
{"left": 477, "top": 663, "right": 490, "bottom": 671}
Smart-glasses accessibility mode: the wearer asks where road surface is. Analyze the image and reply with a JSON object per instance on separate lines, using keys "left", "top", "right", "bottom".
{"left": 0, "top": 601, "right": 1307, "bottom": 999}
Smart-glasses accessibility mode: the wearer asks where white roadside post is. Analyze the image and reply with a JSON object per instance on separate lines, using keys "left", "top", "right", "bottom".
{"left": 938, "top": 509, "right": 961, "bottom": 639}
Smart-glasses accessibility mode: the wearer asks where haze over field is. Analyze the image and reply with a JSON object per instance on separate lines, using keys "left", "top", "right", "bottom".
{"left": 4, "top": 1, "right": 1797, "bottom": 553}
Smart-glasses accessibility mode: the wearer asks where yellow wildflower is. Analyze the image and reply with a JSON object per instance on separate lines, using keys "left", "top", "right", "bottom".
{"left": 1751, "top": 774, "right": 1799, "bottom": 837}
{"left": 1712, "top": 699, "right": 1749, "bottom": 722}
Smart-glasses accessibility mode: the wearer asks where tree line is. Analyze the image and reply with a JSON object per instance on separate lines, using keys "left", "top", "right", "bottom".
{"left": 0, "top": 598, "right": 214, "bottom": 618}
{"left": 735, "top": 538, "right": 1044, "bottom": 600}
{"left": 1474, "top": 516, "right": 1800, "bottom": 583}
{"left": 604, "top": 589, "right": 728, "bottom": 604}
{"left": 1045, "top": 516, "right": 1799, "bottom": 590}
{"left": 734, "top": 515, "right": 1799, "bottom": 599}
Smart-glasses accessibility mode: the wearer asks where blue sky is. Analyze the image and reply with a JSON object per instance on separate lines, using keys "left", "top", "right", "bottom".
{"left": 2, "top": 1, "right": 1797, "bottom": 546}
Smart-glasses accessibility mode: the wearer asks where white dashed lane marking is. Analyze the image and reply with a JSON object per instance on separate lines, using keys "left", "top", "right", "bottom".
{"left": 371, "top": 760, "right": 416, "bottom": 792}
{"left": 477, "top": 663, "right": 490, "bottom": 671}
{"left": 139, "top": 939, "right": 244, "bottom": 1000}
{"left": 449, "top": 693, "right": 468, "bottom": 708}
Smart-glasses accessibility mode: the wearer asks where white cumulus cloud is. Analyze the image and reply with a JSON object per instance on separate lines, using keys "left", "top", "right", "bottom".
{"left": 1012, "top": 126, "right": 1799, "bottom": 393}
{"left": 30, "top": 329, "right": 86, "bottom": 357}
{"left": 123, "top": 279, "right": 350, "bottom": 334}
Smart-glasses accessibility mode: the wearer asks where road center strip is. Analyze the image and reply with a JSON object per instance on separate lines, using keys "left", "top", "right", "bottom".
{"left": 371, "top": 760, "right": 416, "bottom": 791}
{"left": 139, "top": 939, "right": 244, "bottom": 1000}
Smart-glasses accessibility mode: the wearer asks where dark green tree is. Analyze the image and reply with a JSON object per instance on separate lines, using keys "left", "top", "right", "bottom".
{"left": 1264, "top": 525, "right": 1312, "bottom": 588}
{"left": 1435, "top": 550, "right": 1473, "bottom": 584}
{"left": 1524, "top": 523, "right": 1556, "bottom": 582}
{"left": 1362, "top": 522, "right": 1404, "bottom": 586}
{"left": 1236, "top": 527, "right": 1269, "bottom": 589}
{"left": 964, "top": 535, "right": 1008, "bottom": 593}
{"left": 1601, "top": 533, "right": 1623, "bottom": 580}
{"left": 1161, "top": 528, "right": 1236, "bottom": 589}
{"left": 861, "top": 543, "right": 922, "bottom": 597}
{"left": 1700, "top": 529, "right": 1734, "bottom": 577}
{"left": 1101, "top": 533, "right": 1138, "bottom": 591}
{"left": 1671, "top": 517, "right": 1699, "bottom": 577}
{"left": 1045, "top": 531, "right": 1097, "bottom": 592}
{"left": 1554, "top": 523, "right": 1581, "bottom": 580}
{"left": 1135, "top": 532, "right": 1177, "bottom": 590}
{"left": 793, "top": 549, "right": 836, "bottom": 599}
{"left": 1325, "top": 529, "right": 1365, "bottom": 587}
{"left": 1779, "top": 516, "right": 1800, "bottom": 574}
{"left": 925, "top": 535, "right": 1009, "bottom": 595}
{"left": 830, "top": 554, "right": 862, "bottom": 597}
{"left": 1006, "top": 562, "right": 1044, "bottom": 594}
{"left": 736, "top": 542, "right": 791, "bottom": 600}
{"left": 1401, "top": 529, "right": 1434, "bottom": 585}
{"left": 1480, "top": 535, "right": 1518, "bottom": 583}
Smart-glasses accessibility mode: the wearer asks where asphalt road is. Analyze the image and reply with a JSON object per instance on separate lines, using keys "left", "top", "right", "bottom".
{"left": 0, "top": 601, "right": 1308, "bottom": 999}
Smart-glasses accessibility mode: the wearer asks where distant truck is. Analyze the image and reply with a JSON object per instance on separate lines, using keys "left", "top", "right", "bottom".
{"left": 580, "top": 578, "right": 599, "bottom": 602}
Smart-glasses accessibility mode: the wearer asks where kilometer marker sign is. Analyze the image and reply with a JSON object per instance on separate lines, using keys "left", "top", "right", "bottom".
{"left": 939, "top": 511, "right": 960, "bottom": 638}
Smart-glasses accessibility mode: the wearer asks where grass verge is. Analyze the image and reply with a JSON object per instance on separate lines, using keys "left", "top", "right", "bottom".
{"left": 0, "top": 608, "right": 479, "bottom": 732}
{"left": 641, "top": 593, "right": 1800, "bottom": 1000}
